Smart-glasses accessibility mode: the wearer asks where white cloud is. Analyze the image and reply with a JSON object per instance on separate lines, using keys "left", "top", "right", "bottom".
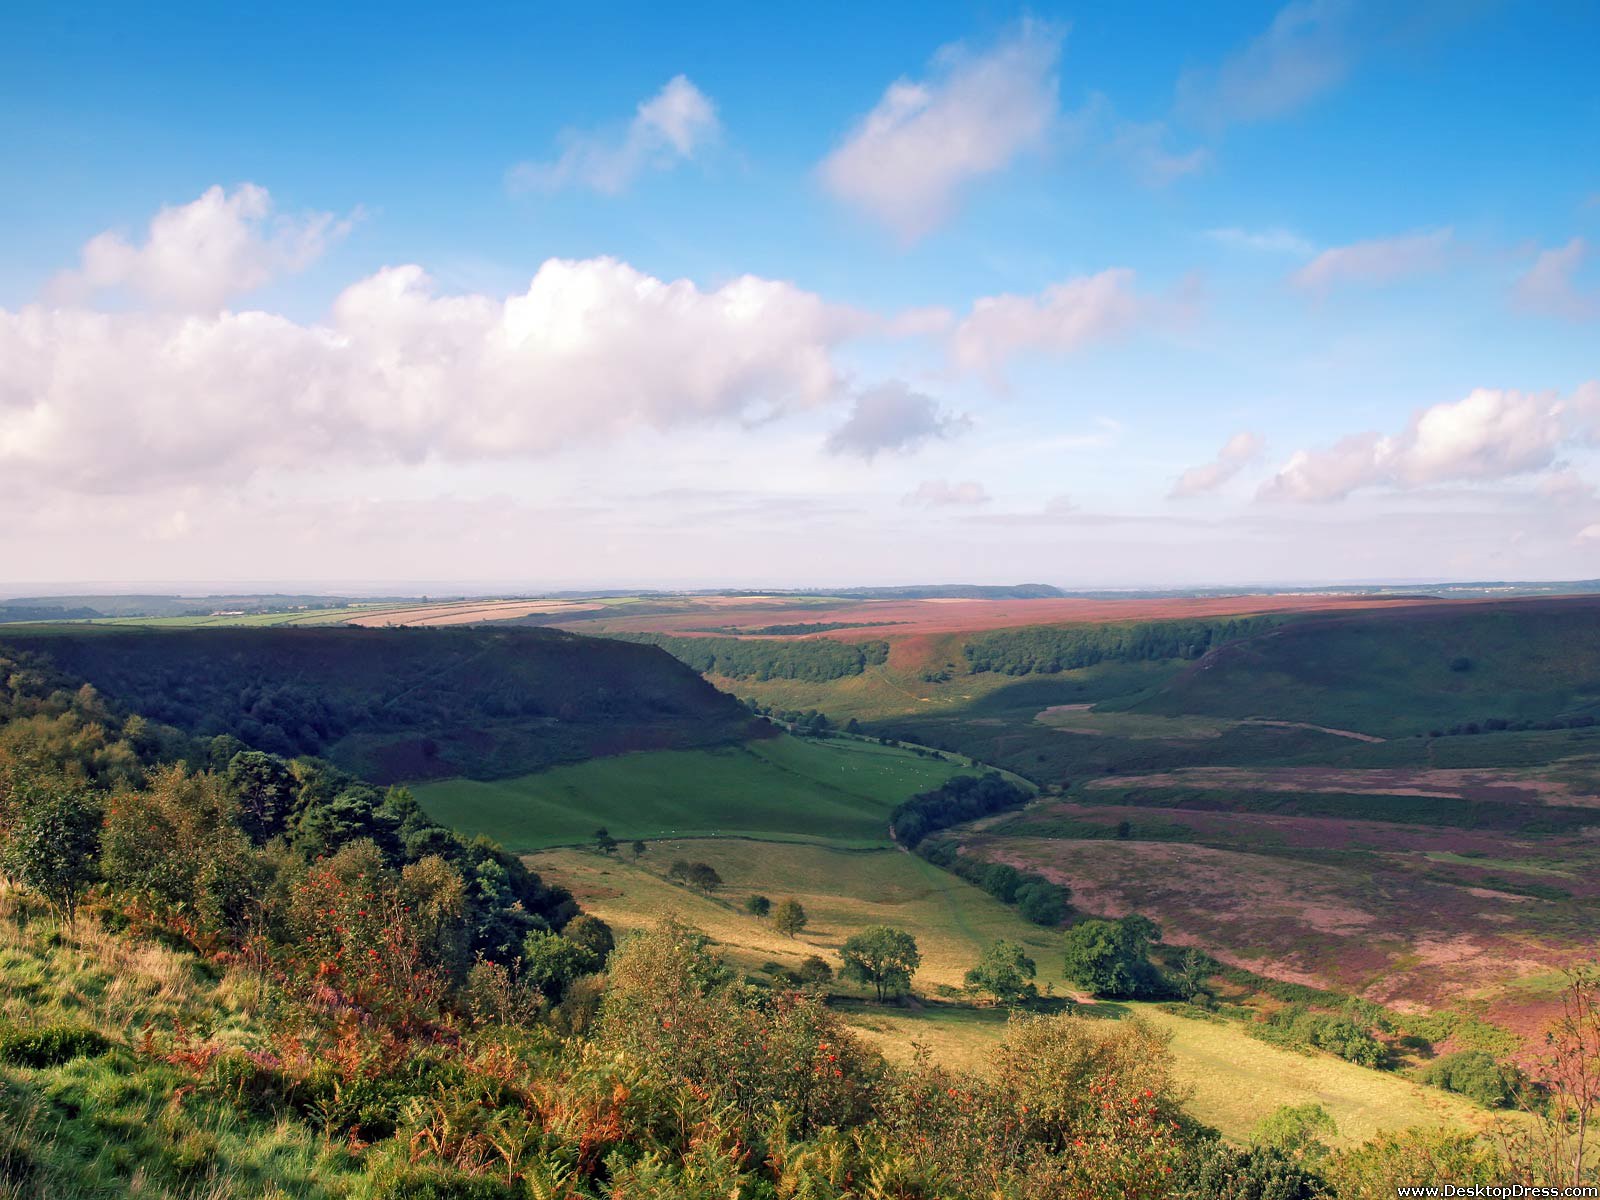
{"left": 903, "top": 479, "right": 991, "bottom": 507}
{"left": 824, "top": 383, "right": 969, "bottom": 459}
{"left": 1540, "top": 468, "right": 1597, "bottom": 505}
{"left": 2, "top": 255, "right": 867, "bottom": 492}
{"left": 1205, "top": 226, "right": 1316, "bottom": 256}
{"left": 509, "top": 75, "right": 720, "bottom": 195}
{"left": 1177, "top": 0, "right": 1354, "bottom": 129}
{"left": 1170, "top": 431, "right": 1265, "bottom": 498}
{"left": 48, "top": 184, "right": 349, "bottom": 312}
{"left": 951, "top": 268, "right": 1144, "bottom": 375}
{"left": 1513, "top": 238, "right": 1597, "bottom": 320}
{"left": 1290, "top": 228, "right": 1452, "bottom": 292}
{"left": 1578, "top": 524, "right": 1600, "bottom": 542}
{"left": 1259, "top": 386, "right": 1595, "bottom": 502}
{"left": 819, "top": 23, "right": 1062, "bottom": 240}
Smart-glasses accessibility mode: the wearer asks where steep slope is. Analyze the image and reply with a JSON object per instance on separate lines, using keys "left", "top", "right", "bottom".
{"left": 1133, "top": 597, "right": 1600, "bottom": 737}
{"left": 0, "top": 625, "right": 759, "bottom": 782}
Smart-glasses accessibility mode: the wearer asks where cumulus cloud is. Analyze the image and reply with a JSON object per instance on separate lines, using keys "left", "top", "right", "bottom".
{"left": 1170, "top": 431, "right": 1265, "bottom": 498}
{"left": 903, "top": 479, "right": 990, "bottom": 507}
{"left": 824, "top": 383, "right": 969, "bottom": 459}
{"left": 1177, "top": 0, "right": 1354, "bottom": 129}
{"left": 1259, "top": 385, "right": 1597, "bottom": 502}
{"left": 819, "top": 22, "right": 1062, "bottom": 240}
{"left": 951, "top": 268, "right": 1144, "bottom": 375}
{"left": 509, "top": 75, "right": 720, "bottom": 194}
{"left": 2, "top": 254, "right": 867, "bottom": 492}
{"left": 1513, "top": 238, "right": 1597, "bottom": 320}
{"left": 1290, "top": 228, "right": 1451, "bottom": 292}
{"left": 48, "top": 184, "right": 349, "bottom": 312}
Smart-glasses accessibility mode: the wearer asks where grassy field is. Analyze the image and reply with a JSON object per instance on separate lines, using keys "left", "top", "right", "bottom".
{"left": 415, "top": 735, "right": 971, "bottom": 851}
{"left": 527, "top": 841, "right": 1494, "bottom": 1144}
{"left": 837, "top": 1002, "right": 1496, "bottom": 1145}
{"left": 1034, "top": 706, "right": 1236, "bottom": 739}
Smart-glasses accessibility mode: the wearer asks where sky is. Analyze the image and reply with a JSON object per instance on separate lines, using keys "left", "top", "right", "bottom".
{"left": 2, "top": 0, "right": 1598, "bottom": 591}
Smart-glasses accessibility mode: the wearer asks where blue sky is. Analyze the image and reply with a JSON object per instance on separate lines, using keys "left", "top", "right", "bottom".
{"left": 2, "top": 1, "right": 1598, "bottom": 589}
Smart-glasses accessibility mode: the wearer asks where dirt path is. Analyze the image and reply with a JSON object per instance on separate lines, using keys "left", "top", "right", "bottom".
{"left": 1241, "top": 719, "right": 1385, "bottom": 743}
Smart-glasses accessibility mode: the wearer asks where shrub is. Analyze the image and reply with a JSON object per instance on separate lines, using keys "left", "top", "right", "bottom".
{"left": 1418, "top": 1049, "right": 1522, "bottom": 1108}
{"left": 1015, "top": 878, "right": 1071, "bottom": 926}
{"left": 0, "top": 1024, "right": 112, "bottom": 1068}
{"left": 1325, "top": 1128, "right": 1500, "bottom": 1195}
{"left": 1250, "top": 1102, "right": 1337, "bottom": 1160}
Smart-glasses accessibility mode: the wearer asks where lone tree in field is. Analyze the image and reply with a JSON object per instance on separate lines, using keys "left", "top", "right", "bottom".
{"left": 840, "top": 926, "right": 921, "bottom": 1001}
{"left": 964, "top": 939, "right": 1037, "bottom": 1006}
{"left": 1, "top": 786, "right": 101, "bottom": 928}
{"left": 630, "top": 840, "right": 646, "bottom": 859}
{"left": 772, "top": 897, "right": 808, "bottom": 938}
{"left": 744, "top": 894, "right": 771, "bottom": 917}
{"left": 593, "top": 827, "right": 618, "bottom": 855}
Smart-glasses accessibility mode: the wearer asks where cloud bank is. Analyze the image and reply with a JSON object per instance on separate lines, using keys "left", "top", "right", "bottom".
{"left": 49, "top": 184, "right": 350, "bottom": 312}
{"left": 5, "top": 237, "right": 868, "bottom": 490}
{"left": 1260, "top": 384, "right": 1600, "bottom": 501}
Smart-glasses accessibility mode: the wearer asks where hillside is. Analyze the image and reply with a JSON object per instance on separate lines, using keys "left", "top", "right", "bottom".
{"left": 0, "top": 625, "right": 757, "bottom": 782}
{"left": 1132, "top": 597, "right": 1600, "bottom": 737}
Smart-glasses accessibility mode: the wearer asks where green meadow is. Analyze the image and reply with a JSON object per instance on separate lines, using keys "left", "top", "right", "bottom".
{"left": 414, "top": 734, "right": 971, "bottom": 851}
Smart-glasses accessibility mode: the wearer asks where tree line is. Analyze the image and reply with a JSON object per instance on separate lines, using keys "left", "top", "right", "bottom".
{"left": 610, "top": 632, "right": 890, "bottom": 681}
{"left": 962, "top": 616, "right": 1282, "bottom": 675}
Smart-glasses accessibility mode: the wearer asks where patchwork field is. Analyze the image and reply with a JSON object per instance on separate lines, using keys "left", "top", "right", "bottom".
{"left": 414, "top": 734, "right": 973, "bottom": 850}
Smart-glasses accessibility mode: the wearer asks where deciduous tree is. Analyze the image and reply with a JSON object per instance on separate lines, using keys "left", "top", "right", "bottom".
{"left": 840, "top": 926, "right": 920, "bottom": 1001}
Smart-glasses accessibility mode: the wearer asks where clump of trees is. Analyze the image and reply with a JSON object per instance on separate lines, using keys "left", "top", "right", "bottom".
{"left": 963, "top": 616, "right": 1280, "bottom": 675}
{"left": 890, "top": 773, "right": 1032, "bottom": 848}
{"left": 919, "top": 847, "right": 1073, "bottom": 927}
{"left": 1418, "top": 1050, "right": 1525, "bottom": 1108}
{"left": 612, "top": 632, "right": 890, "bottom": 682}
{"left": 667, "top": 859, "right": 722, "bottom": 892}
{"left": 1061, "top": 915, "right": 1168, "bottom": 999}
{"left": 1251, "top": 1003, "right": 1387, "bottom": 1068}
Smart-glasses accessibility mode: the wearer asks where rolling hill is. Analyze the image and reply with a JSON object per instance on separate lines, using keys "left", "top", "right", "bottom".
{"left": 0, "top": 624, "right": 758, "bottom": 783}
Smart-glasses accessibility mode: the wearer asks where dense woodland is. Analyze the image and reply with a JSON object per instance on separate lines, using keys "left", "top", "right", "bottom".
{"left": 0, "top": 627, "right": 752, "bottom": 782}
{"left": 962, "top": 617, "right": 1283, "bottom": 676}
{"left": 612, "top": 632, "right": 891, "bottom": 682}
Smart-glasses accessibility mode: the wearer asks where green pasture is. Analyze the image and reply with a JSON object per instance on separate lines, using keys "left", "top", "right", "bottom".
{"left": 415, "top": 734, "right": 970, "bottom": 851}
